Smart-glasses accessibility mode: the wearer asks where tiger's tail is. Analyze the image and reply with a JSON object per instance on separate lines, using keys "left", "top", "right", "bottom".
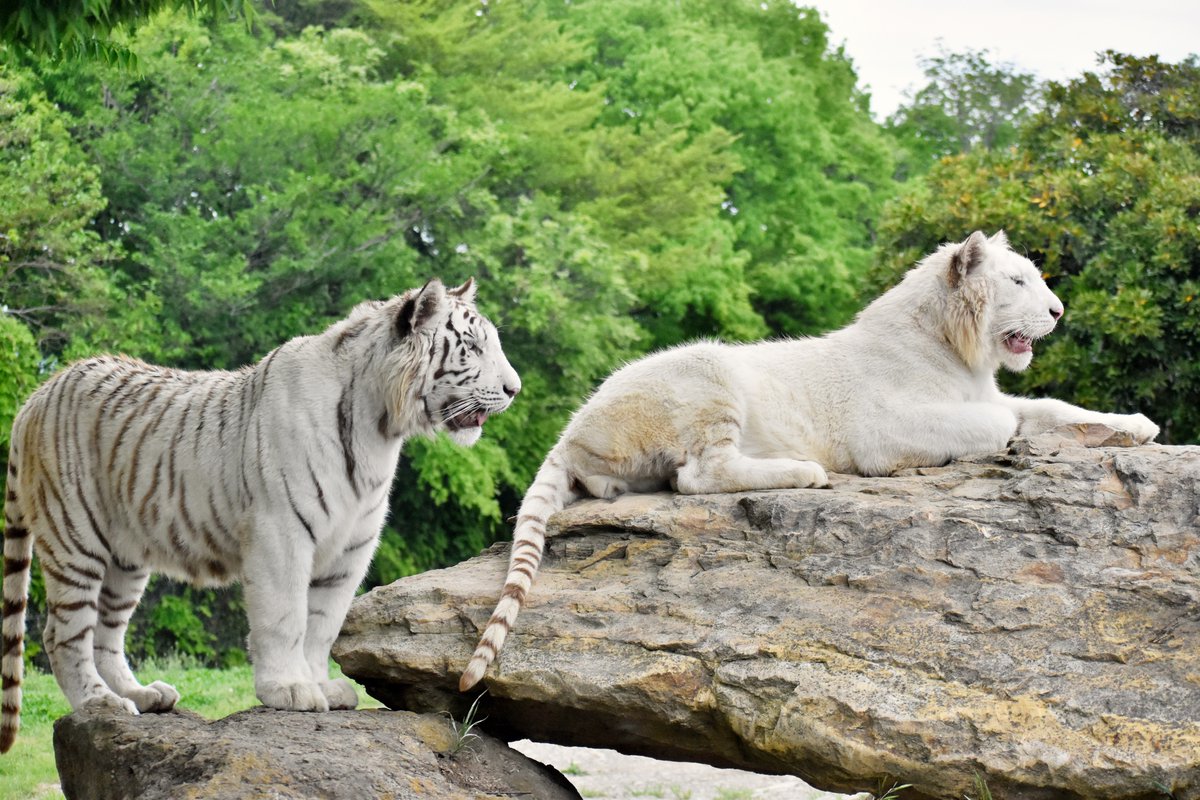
{"left": 2, "top": 445, "right": 32, "bottom": 755}
{"left": 459, "top": 451, "right": 579, "bottom": 692}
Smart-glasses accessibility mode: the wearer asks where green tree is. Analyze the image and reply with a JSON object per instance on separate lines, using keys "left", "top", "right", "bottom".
{"left": 886, "top": 47, "right": 1040, "bottom": 179}
{"left": 0, "top": 313, "right": 39, "bottom": 458}
{"left": 0, "top": 0, "right": 252, "bottom": 62}
{"left": 0, "top": 66, "right": 123, "bottom": 351}
{"left": 544, "top": 0, "right": 896, "bottom": 337}
{"left": 365, "top": 0, "right": 896, "bottom": 341}
{"left": 874, "top": 53, "right": 1200, "bottom": 444}
{"left": 362, "top": 0, "right": 755, "bottom": 343}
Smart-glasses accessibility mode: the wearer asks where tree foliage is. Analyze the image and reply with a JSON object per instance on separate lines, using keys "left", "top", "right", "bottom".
{"left": 0, "top": 68, "right": 119, "bottom": 349}
{"left": 875, "top": 52, "right": 1200, "bottom": 444}
{"left": 0, "top": 313, "right": 39, "bottom": 457}
{"left": 886, "top": 47, "right": 1040, "bottom": 179}
{"left": 0, "top": 0, "right": 253, "bottom": 62}
{"left": 544, "top": 0, "right": 895, "bottom": 336}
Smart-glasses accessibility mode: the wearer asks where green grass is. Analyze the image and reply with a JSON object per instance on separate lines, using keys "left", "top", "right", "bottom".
{"left": 965, "top": 772, "right": 993, "bottom": 800}
{"left": 0, "top": 659, "right": 378, "bottom": 800}
{"left": 446, "top": 691, "right": 488, "bottom": 755}
{"left": 0, "top": 668, "right": 70, "bottom": 800}
{"left": 877, "top": 780, "right": 915, "bottom": 800}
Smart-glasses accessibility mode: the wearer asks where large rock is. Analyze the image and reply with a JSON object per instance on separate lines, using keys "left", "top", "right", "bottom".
{"left": 334, "top": 427, "right": 1200, "bottom": 800}
{"left": 54, "top": 704, "right": 581, "bottom": 799}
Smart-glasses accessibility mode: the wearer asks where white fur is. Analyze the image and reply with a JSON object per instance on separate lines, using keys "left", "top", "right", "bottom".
{"left": 458, "top": 231, "right": 1158, "bottom": 691}
{"left": 559, "top": 230, "right": 1157, "bottom": 482}
{"left": 1, "top": 278, "right": 519, "bottom": 753}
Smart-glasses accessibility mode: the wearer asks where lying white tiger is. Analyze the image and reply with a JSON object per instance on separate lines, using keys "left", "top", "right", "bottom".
{"left": 459, "top": 231, "right": 1159, "bottom": 691}
{"left": 1, "top": 278, "right": 519, "bottom": 753}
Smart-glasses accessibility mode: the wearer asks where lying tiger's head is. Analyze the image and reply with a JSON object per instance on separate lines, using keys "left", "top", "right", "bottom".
{"left": 387, "top": 278, "right": 520, "bottom": 446}
{"left": 939, "top": 230, "right": 1064, "bottom": 372}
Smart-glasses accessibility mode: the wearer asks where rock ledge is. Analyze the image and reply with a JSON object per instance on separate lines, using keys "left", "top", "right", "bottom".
{"left": 54, "top": 704, "right": 580, "bottom": 799}
{"left": 335, "top": 430, "right": 1200, "bottom": 800}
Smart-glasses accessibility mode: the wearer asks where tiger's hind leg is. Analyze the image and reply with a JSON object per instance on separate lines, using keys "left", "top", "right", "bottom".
{"left": 581, "top": 474, "right": 628, "bottom": 500}
{"left": 674, "top": 416, "right": 829, "bottom": 494}
{"left": 40, "top": 546, "right": 137, "bottom": 715}
{"left": 93, "top": 558, "right": 179, "bottom": 713}
{"left": 676, "top": 450, "right": 829, "bottom": 493}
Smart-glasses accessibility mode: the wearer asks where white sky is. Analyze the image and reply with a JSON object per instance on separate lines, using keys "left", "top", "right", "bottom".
{"left": 808, "top": 0, "right": 1200, "bottom": 119}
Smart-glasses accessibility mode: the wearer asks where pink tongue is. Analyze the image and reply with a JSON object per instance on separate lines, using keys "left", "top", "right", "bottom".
{"left": 474, "top": 411, "right": 489, "bottom": 427}
{"left": 1006, "top": 336, "right": 1032, "bottom": 354}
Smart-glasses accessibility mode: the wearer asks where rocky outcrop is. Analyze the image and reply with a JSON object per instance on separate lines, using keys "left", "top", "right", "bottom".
{"left": 53, "top": 704, "right": 581, "bottom": 800}
{"left": 334, "top": 427, "right": 1200, "bottom": 800}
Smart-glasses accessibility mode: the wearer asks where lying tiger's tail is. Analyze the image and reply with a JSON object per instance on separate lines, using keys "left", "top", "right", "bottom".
{"left": 2, "top": 448, "right": 32, "bottom": 755}
{"left": 459, "top": 451, "right": 579, "bottom": 692}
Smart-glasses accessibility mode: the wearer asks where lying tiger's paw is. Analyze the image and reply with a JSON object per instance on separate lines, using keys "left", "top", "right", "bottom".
{"left": 1119, "top": 413, "right": 1160, "bottom": 444}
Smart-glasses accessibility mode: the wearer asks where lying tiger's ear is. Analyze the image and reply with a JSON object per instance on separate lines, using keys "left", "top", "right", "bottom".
{"left": 989, "top": 229, "right": 1009, "bottom": 248}
{"left": 948, "top": 230, "right": 987, "bottom": 288}
{"left": 396, "top": 279, "right": 446, "bottom": 338}
{"left": 447, "top": 276, "right": 477, "bottom": 304}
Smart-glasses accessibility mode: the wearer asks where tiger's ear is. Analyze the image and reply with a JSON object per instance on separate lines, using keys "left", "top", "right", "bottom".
{"left": 948, "top": 230, "right": 988, "bottom": 288}
{"left": 447, "top": 276, "right": 477, "bottom": 304}
{"left": 396, "top": 279, "right": 447, "bottom": 338}
{"left": 989, "top": 229, "right": 1009, "bottom": 248}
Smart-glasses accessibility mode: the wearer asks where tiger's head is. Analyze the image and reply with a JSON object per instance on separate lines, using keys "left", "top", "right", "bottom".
{"left": 387, "top": 278, "right": 520, "bottom": 446}
{"left": 939, "top": 230, "right": 1064, "bottom": 373}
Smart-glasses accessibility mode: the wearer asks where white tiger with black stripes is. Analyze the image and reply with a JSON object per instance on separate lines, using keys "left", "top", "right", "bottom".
{"left": 1, "top": 278, "right": 519, "bottom": 753}
{"left": 458, "top": 231, "right": 1159, "bottom": 691}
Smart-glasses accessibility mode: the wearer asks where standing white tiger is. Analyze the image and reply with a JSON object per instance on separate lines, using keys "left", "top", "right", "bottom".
{"left": 1, "top": 278, "right": 519, "bottom": 753}
{"left": 459, "top": 231, "right": 1159, "bottom": 691}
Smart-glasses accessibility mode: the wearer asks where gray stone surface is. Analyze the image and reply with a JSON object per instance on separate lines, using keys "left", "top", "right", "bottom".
{"left": 54, "top": 704, "right": 581, "bottom": 799}
{"left": 334, "top": 426, "right": 1200, "bottom": 800}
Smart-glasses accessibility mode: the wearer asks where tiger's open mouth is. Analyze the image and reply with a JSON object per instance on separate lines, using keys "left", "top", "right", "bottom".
{"left": 446, "top": 409, "right": 489, "bottom": 431}
{"left": 1002, "top": 331, "right": 1034, "bottom": 354}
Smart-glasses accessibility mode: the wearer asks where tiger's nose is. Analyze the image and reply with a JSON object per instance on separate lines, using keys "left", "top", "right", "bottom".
{"left": 1050, "top": 304, "right": 1064, "bottom": 320}
{"left": 504, "top": 381, "right": 521, "bottom": 398}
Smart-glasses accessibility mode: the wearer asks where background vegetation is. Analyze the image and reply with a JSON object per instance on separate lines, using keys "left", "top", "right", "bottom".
{"left": 1, "top": 0, "right": 1196, "bottom": 668}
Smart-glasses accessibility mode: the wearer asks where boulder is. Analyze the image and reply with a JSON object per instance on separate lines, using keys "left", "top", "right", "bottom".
{"left": 53, "top": 704, "right": 581, "bottom": 800}
{"left": 334, "top": 427, "right": 1200, "bottom": 800}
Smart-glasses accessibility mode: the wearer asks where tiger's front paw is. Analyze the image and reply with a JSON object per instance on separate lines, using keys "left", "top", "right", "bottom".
{"left": 318, "top": 678, "right": 359, "bottom": 710}
{"left": 257, "top": 680, "right": 330, "bottom": 712}
{"left": 126, "top": 680, "right": 180, "bottom": 713}
{"left": 1118, "top": 413, "right": 1159, "bottom": 444}
{"left": 792, "top": 460, "right": 830, "bottom": 489}
{"left": 82, "top": 690, "right": 139, "bottom": 716}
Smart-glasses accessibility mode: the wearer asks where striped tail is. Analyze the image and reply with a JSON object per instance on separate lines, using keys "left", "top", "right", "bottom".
{"left": 459, "top": 452, "right": 579, "bottom": 691}
{"left": 2, "top": 456, "right": 31, "bottom": 755}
